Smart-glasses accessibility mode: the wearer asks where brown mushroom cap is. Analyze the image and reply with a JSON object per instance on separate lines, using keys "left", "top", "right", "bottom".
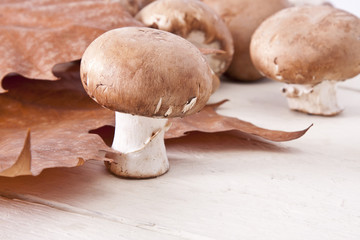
{"left": 135, "top": 0, "right": 234, "bottom": 76}
{"left": 80, "top": 27, "right": 214, "bottom": 118}
{"left": 202, "top": 0, "right": 290, "bottom": 81}
{"left": 250, "top": 6, "right": 360, "bottom": 85}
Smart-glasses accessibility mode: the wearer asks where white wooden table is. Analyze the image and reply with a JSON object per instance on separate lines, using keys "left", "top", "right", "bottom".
{"left": 1, "top": 75, "right": 359, "bottom": 240}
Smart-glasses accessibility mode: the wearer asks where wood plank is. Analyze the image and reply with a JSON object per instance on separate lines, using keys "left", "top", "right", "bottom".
{"left": 0, "top": 196, "right": 183, "bottom": 240}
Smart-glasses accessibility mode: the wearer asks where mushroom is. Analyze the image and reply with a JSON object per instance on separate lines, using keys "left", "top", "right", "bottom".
{"left": 80, "top": 27, "right": 215, "bottom": 178}
{"left": 202, "top": 0, "right": 290, "bottom": 81}
{"left": 135, "top": 0, "right": 234, "bottom": 78}
{"left": 250, "top": 5, "right": 360, "bottom": 116}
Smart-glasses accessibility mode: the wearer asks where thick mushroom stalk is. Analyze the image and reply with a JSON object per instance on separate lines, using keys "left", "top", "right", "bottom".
{"left": 108, "top": 112, "right": 169, "bottom": 178}
{"left": 282, "top": 80, "right": 343, "bottom": 116}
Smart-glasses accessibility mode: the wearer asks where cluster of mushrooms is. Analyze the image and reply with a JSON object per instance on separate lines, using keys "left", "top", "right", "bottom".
{"left": 81, "top": 0, "right": 360, "bottom": 178}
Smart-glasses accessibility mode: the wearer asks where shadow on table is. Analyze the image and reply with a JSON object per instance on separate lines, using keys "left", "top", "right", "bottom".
{"left": 0, "top": 160, "right": 109, "bottom": 202}
{"left": 0, "top": 130, "right": 298, "bottom": 201}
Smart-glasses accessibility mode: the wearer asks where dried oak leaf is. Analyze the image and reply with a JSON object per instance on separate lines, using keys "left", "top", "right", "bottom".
{"left": 0, "top": 66, "right": 117, "bottom": 176}
{"left": 0, "top": 0, "right": 142, "bottom": 92}
{"left": 0, "top": 66, "right": 310, "bottom": 177}
{"left": 166, "top": 100, "right": 312, "bottom": 141}
{"left": 117, "top": 0, "right": 157, "bottom": 15}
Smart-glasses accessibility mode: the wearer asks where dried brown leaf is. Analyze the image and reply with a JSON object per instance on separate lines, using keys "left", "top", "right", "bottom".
{"left": 0, "top": 65, "right": 117, "bottom": 176}
{"left": 0, "top": 65, "right": 310, "bottom": 177}
{"left": 0, "top": 0, "right": 142, "bottom": 92}
{"left": 117, "top": 0, "right": 156, "bottom": 15}
{"left": 166, "top": 100, "right": 312, "bottom": 141}
{"left": 0, "top": 130, "right": 32, "bottom": 177}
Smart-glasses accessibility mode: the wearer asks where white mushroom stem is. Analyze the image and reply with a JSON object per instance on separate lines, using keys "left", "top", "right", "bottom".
{"left": 282, "top": 80, "right": 343, "bottom": 116}
{"left": 108, "top": 111, "right": 169, "bottom": 178}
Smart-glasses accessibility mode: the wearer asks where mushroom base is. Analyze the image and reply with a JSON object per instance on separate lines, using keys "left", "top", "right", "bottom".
{"left": 108, "top": 112, "right": 169, "bottom": 178}
{"left": 282, "top": 80, "right": 343, "bottom": 116}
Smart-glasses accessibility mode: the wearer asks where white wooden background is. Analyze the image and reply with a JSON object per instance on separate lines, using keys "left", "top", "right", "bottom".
{"left": 1, "top": 1, "right": 359, "bottom": 239}
{"left": 1, "top": 75, "right": 359, "bottom": 239}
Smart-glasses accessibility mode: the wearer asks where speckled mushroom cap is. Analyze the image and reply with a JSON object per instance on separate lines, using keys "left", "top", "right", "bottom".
{"left": 250, "top": 6, "right": 360, "bottom": 85}
{"left": 80, "top": 27, "right": 214, "bottom": 118}
{"left": 202, "top": 0, "right": 290, "bottom": 81}
{"left": 135, "top": 0, "right": 234, "bottom": 76}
